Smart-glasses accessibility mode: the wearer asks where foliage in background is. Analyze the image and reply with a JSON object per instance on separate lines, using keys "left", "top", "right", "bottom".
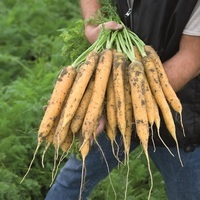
{"left": 0, "top": 0, "right": 165, "bottom": 199}
{"left": 0, "top": 0, "right": 81, "bottom": 85}
{"left": 0, "top": 0, "right": 83, "bottom": 199}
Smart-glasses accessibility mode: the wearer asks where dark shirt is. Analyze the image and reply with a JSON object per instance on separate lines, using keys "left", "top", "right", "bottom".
{"left": 115, "top": 0, "right": 200, "bottom": 149}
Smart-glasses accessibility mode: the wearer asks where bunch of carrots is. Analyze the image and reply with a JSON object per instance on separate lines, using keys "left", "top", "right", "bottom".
{"left": 21, "top": 22, "right": 184, "bottom": 200}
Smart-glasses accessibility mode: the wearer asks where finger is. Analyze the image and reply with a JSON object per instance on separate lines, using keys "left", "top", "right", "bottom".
{"left": 95, "top": 115, "right": 106, "bottom": 135}
{"left": 102, "top": 21, "right": 123, "bottom": 30}
{"left": 90, "top": 115, "right": 106, "bottom": 145}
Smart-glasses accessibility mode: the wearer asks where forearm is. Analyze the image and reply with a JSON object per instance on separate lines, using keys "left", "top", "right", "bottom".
{"left": 163, "top": 34, "right": 200, "bottom": 92}
{"left": 80, "top": 0, "right": 101, "bottom": 21}
{"left": 80, "top": 0, "right": 101, "bottom": 43}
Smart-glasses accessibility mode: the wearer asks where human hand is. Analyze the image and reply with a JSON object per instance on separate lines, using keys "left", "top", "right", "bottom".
{"left": 85, "top": 21, "right": 123, "bottom": 44}
{"left": 95, "top": 114, "right": 106, "bottom": 136}
{"left": 89, "top": 114, "right": 106, "bottom": 145}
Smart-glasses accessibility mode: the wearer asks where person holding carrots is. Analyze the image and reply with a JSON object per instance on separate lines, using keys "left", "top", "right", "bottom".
{"left": 45, "top": 0, "right": 200, "bottom": 199}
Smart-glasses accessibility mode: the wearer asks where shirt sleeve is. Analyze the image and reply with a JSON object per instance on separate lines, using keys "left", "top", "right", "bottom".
{"left": 183, "top": 0, "right": 200, "bottom": 36}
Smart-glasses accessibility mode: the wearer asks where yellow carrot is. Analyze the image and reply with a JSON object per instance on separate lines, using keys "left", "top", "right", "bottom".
{"left": 20, "top": 66, "right": 76, "bottom": 183}
{"left": 79, "top": 140, "right": 90, "bottom": 200}
{"left": 53, "top": 120, "right": 71, "bottom": 149}
{"left": 112, "top": 51, "right": 127, "bottom": 136}
{"left": 124, "top": 63, "right": 133, "bottom": 157}
{"left": 144, "top": 75, "right": 155, "bottom": 126}
{"left": 70, "top": 75, "right": 95, "bottom": 134}
{"left": 143, "top": 74, "right": 156, "bottom": 149}
{"left": 41, "top": 115, "right": 60, "bottom": 168}
{"left": 128, "top": 60, "right": 153, "bottom": 200}
{"left": 106, "top": 70, "right": 117, "bottom": 145}
{"left": 133, "top": 46, "right": 142, "bottom": 61}
{"left": 153, "top": 96, "right": 174, "bottom": 156}
{"left": 60, "top": 129, "right": 73, "bottom": 153}
{"left": 144, "top": 45, "right": 182, "bottom": 114}
{"left": 38, "top": 66, "right": 76, "bottom": 143}
{"left": 62, "top": 51, "right": 99, "bottom": 128}
{"left": 124, "top": 62, "right": 134, "bottom": 200}
{"left": 51, "top": 128, "right": 74, "bottom": 185}
{"left": 145, "top": 45, "right": 185, "bottom": 137}
{"left": 81, "top": 49, "right": 113, "bottom": 146}
{"left": 142, "top": 55, "right": 183, "bottom": 166}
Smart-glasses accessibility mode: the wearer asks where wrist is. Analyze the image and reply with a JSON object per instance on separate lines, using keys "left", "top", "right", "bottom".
{"left": 84, "top": 24, "right": 100, "bottom": 44}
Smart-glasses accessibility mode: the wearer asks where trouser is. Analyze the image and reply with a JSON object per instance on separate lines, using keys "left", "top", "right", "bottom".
{"left": 45, "top": 132, "right": 200, "bottom": 200}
